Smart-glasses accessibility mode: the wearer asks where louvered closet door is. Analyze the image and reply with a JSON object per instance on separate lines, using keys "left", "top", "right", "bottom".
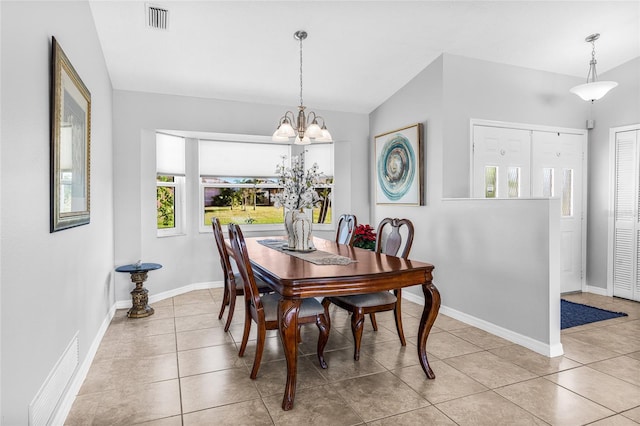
{"left": 613, "top": 130, "right": 640, "bottom": 300}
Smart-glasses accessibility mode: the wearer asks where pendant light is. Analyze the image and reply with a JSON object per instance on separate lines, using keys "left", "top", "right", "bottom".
{"left": 570, "top": 33, "right": 618, "bottom": 101}
{"left": 272, "top": 31, "right": 332, "bottom": 145}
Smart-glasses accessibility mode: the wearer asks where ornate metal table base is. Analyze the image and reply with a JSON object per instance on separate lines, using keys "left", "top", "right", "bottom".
{"left": 115, "top": 263, "right": 162, "bottom": 319}
{"left": 127, "top": 271, "right": 155, "bottom": 318}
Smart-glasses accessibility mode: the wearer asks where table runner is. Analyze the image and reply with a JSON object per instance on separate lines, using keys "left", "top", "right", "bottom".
{"left": 258, "top": 239, "right": 356, "bottom": 265}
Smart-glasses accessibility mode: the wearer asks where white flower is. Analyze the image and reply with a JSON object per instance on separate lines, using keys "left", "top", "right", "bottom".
{"left": 274, "top": 151, "right": 323, "bottom": 210}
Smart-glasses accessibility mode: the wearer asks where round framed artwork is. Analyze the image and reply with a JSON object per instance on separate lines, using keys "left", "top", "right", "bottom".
{"left": 377, "top": 134, "right": 415, "bottom": 201}
{"left": 374, "top": 123, "right": 424, "bottom": 205}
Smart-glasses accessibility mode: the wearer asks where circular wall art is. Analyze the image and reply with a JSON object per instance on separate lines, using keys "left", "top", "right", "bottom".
{"left": 377, "top": 134, "right": 416, "bottom": 201}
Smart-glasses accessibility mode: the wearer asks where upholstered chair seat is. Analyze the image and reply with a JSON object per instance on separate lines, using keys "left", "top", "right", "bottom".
{"left": 330, "top": 292, "right": 397, "bottom": 308}
{"left": 228, "top": 223, "right": 330, "bottom": 378}
{"left": 323, "top": 217, "right": 414, "bottom": 360}
{"left": 212, "top": 217, "right": 273, "bottom": 332}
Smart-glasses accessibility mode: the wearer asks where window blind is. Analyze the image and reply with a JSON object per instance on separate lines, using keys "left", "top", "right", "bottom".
{"left": 199, "top": 140, "right": 290, "bottom": 177}
{"left": 304, "top": 143, "right": 334, "bottom": 177}
{"left": 156, "top": 133, "right": 185, "bottom": 175}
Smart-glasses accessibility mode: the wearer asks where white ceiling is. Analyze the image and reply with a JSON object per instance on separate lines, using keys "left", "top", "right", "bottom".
{"left": 89, "top": 1, "right": 640, "bottom": 114}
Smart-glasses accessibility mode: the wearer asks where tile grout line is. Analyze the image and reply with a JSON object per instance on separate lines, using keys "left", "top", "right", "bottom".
{"left": 172, "top": 297, "right": 186, "bottom": 426}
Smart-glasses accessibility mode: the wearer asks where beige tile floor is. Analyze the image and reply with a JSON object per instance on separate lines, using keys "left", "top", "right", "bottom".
{"left": 65, "top": 290, "right": 640, "bottom": 425}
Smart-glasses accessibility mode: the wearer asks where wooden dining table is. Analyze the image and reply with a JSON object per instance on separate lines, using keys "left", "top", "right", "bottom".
{"left": 237, "top": 236, "right": 440, "bottom": 410}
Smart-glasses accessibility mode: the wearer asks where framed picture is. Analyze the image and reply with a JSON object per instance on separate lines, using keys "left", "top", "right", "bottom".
{"left": 50, "top": 37, "right": 91, "bottom": 232}
{"left": 375, "top": 123, "right": 424, "bottom": 205}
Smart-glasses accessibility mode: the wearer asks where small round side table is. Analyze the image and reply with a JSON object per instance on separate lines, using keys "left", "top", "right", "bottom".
{"left": 115, "top": 263, "right": 163, "bottom": 318}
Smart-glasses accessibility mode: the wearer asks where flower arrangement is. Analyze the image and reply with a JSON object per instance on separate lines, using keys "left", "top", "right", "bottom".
{"left": 273, "top": 152, "right": 322, "bottom": 211}
{"left": 352, "top": 224, "right": 377, "bottom": 251}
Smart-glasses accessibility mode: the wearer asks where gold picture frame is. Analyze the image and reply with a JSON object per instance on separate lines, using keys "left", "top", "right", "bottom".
{"left": 50, "top": 37, "right": 91, "bottom": 232}
{"left": 374, "top": 123, "right": 424, "bottom": 205}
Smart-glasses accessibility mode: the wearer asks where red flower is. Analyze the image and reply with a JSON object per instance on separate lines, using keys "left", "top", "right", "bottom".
{"left": 353, "top": 224, "right": 376, "bottom": 250}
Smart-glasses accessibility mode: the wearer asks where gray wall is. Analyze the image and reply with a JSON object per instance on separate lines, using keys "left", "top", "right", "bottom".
{"left": 0, "top": 1, "right": 636, "bottom": 420}
{"left": 586, "top": 57, "right": 640, "bottom": 291}
{"left": 112, "top": 90, "right": 370, "bottom": 303}
{"left": 367, "top": 54, "right": 597, "bottom": 353}
{"left": 441, "top": 54, "right": 588, "bottom": 198}
{"left": 0, "top": 2, "right": 114, "bottom": 424}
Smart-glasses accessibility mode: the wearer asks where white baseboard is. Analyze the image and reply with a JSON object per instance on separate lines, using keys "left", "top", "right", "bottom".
{"left": 585, "top": 285, "right": 609, "bottom": 296}
{"left": 402, "top": 292, "right": 562, "bottom": 358}
{"left": 57, "top": 281, "right": 224, "bottom": 424}
{"left": 51, "top": 304, "right": 116, "bottom": 426}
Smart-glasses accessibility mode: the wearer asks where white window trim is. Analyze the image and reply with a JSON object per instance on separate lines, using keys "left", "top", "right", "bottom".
{"left": 157, "top": 176, "right": 185, "bottom": 237}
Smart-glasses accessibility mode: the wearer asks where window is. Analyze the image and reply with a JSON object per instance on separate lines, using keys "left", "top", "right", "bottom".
{"left": 305, "top": 143, "right": 334, "bottom": 225}
{"left": 198, "top": 138, "right": 333, "bottom": 232}
{"left": 200, "top": 177, "right": 282, "bottom": 226}
{"left": 485, "top": 166, "right": 497, "bottom": 198}
{"left": 562, "top": 168, "right": 573, "bottom": 217}
{"left": 542, "top": 167, "right": 554, "bottom": 197}
{"left": 507, "top": 167, "right": 520, "bottom": 198}
{"left": 156, "top": 133, "right": 185, "bottom": 236}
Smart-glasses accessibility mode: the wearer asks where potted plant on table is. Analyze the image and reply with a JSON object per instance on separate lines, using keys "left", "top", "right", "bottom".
{"left": 352, "top": 224, "right": 377, "bottom": 251}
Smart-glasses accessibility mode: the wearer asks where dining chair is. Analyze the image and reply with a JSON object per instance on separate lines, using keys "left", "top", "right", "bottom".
{"left": 335, "top": 214, "right": 357, "bottom": 245}
{"left": 212, "top": 217, "right": 273, "bottom": 332}
{"left": 323, "top": 217, "right": 414, "bottom": 360}
{"left": 227, "top": 223, "right": 330, "bottom": 379}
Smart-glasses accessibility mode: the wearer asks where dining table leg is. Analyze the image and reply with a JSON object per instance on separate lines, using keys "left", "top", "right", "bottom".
{"left": 418, "top": 281, "right": 441, "bottom": 379}
{"left": 279, "top": 298, "right": 301, "bottom": 410}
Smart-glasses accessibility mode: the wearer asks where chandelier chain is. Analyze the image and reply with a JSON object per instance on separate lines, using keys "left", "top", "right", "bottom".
{"left": 588, "top": 37, "right": 599, "bottom": 82}
{"left": 299, "top": 35, "right": 304, "bottom": 107}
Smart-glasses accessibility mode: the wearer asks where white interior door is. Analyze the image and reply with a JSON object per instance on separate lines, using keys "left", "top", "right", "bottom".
{"left": 532, "top": 131, "right": 585, "bottom": 293}
{"left": 612, "top": 129, "right": 640, "bottom": 301}
{"left": 473, "top": 126, "right": 531, "bottom": 198}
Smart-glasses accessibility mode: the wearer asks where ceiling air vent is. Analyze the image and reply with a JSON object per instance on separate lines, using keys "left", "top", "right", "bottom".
{"left": 146, "top": 4, "right": 169, "bottom": 30}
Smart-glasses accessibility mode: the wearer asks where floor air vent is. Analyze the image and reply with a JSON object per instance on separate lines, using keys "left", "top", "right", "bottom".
{"left": 146, "top": 4, "right": 169, "bottom": 30}
{"left": 28, "top": 333, "right": 79, "bottom": 426}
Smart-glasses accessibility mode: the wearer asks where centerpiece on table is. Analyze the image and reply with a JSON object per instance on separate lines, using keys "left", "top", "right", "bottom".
{"left": 274, "top": 152, "right": 322, "bottom": 251}
{"left": 352, "top": 224, "right": 377, "bottom": 251}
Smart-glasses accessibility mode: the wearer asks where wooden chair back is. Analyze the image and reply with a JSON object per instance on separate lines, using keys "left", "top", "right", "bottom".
{"left": 336, "top": 214, "right": 357, "bottom": 245}
{"left": 228, "top": 223, "right": 264, "bottom": 321}
{"left": 375, "top": 218, "right": 414, "bottom": 259}
{"left": 212, "top": 217, "right": 236, "bottom": 287}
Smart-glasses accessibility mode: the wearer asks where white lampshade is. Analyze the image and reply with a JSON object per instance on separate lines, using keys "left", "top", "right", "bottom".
{"left": 276, "top": 121, "right": 296, "bottom": 138}
{"left": 272, "top": 129, "right": 289, "bottom": 142}
{"left": 306, "top": 122, "right": 322, "bottom": 138}
{"left": 570, "top": 81, "right": 618, "bottom": 101}
{"left": 294, "top": 135, "right": 311, "bottom": 145}
{"left": 315, "top": 127, "right": 333, "bottom": 142}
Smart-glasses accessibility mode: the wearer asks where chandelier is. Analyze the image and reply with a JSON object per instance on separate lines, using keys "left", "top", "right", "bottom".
{"left": 569, "top": 33, "right": 618, "bottom": 102}
{"left": 272, "top": 31, "right": 333, "bottom": 145}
